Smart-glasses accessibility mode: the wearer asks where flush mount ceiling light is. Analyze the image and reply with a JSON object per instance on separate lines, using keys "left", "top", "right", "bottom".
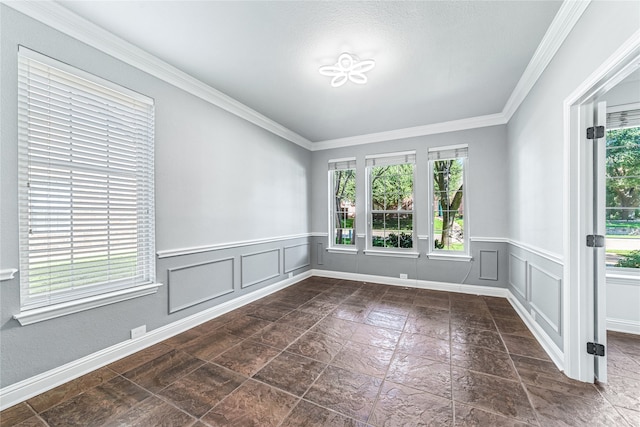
{"left": 319, "top": 52, "right": 376, "bottom": 87}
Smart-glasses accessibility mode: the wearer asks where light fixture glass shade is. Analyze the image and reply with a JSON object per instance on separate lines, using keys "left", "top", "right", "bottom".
{"left": 319, "top": 52, "right": 375, "bottom": 87}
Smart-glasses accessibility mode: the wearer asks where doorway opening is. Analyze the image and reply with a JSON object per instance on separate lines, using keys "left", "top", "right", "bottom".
{"left": 563, "top": 33, "right": 640, "bottom": 383}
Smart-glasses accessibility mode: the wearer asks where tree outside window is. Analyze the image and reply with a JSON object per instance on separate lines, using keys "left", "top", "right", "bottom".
{"left": 370, "top": 163, "right": 414, "bottom": 249}
{"left": 605, "top": 126, "right": 640, "bottom": 269}
{"left": 332, "top": 169, "right": 356, "bottom": 246}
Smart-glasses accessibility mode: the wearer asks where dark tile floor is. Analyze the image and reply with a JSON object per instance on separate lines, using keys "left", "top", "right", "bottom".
{"left": 2, "top": 276, "right": 639, "bottom": 426}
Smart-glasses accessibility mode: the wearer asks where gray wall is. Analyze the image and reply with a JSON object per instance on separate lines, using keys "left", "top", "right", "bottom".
{"left": 507, "top": 0, "right": 640, "bottom": 255}
{"left": 506, "top": 1, "right": 640, "bottom": 349}
{"left": 600, "top": 73, "right": 640, "bottom": 108}
{"left": 0, "top": 6, "right": 311, "bottom": 388}
{"left": 310, "top": 126, "right": 510, "bottom": 288}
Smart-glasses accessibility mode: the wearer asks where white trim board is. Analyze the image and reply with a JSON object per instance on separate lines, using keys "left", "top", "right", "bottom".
{"left": 0, "top": 271, "right": 312, "bottom": 411}
{"left": 3, "top": 1, "right": 312, "bottom": 151}
{"left": 562, "top": 28, "right": 640, "bottom": 382}
{"left": 0, "top": 269, "right": 18, "bottom": 281}
{"left": 156, "top": 233, "right": 311, "bottom": 258}
{"left": 5, "top": 1, "right": 588, "bottom": 152}
{"left": 508, "top": 239, "right": 563, "bottom": 265}
{"left": 311, "top": 114, "right": 506, "bottom": 151}
{"left": 508, "top": 290, "right": 564, "bottom": 369}
{"left": 607, "top": 319, "right": 640, "bottom": 335}
{"left": 0, "top": 269, "right": 570, "bottom": 411}
{"left": 501, "top": 0, "right": 591, "bottom": 121}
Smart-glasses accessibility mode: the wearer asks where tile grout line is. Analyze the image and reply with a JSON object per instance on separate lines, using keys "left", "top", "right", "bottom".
{"left": 365, "top": 290, "right": 420, "bottom": 426}
{"left": 274, "top": 281, "right": 364, "bottom": 426}
{"left": 448, "top": 294, "right": 456, "bottom": 425}
{"left": 489, "top": 302, "right": 543, "bottom": 427}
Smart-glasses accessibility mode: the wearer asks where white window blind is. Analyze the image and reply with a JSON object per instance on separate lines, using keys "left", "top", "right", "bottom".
{"left": 329, "top": 158, "right": 356, "bottom": 170}
{"left": 365, "top": 151, "right": 416, "bottom": 167}
{"left": 607, "top": 109, "right": 640, "bottom": 130}
{"left": 17, "top": 46, "right": 156, "bottom": 310}
{"left": 428, "top": 145, "right": 468, "bottom": 160}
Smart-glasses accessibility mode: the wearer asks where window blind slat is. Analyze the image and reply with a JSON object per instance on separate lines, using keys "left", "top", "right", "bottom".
{"left": 607, "top": 109, "right": 640, "bottom": 130}
{"left": 329, "top": 158, "right": 356, "bottom": 170}
{"left": 18, "top": 46, "right": 155, "bottom": 311}
{"left": 428, "top": 146, "right": 468, "bottom": 160}
{"left": 365, "top": 152, "right": 416, "bottom": 167}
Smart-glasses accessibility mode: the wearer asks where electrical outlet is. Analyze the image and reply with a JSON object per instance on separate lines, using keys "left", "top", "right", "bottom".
{"left": 131, "top": 325, "right": 146, "bottom": 340}
{"left": 530, "top": 309, "right": 536, "bottom": 321}
{"left": 400, "top": 273, "right": 408, "bottom": 279}
{"left": 288, "top": 272, "right": 293, "bottom": 278}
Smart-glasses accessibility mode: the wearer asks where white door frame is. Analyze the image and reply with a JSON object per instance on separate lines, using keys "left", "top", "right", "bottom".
{"left": 562, "top": 29, "right": 640, "bottom": 382}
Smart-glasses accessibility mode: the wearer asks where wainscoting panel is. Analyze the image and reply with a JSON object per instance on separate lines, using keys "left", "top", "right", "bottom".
{"left": 607, "top": 275, "right": 640, "bottom": 334}
{"left": 284, "top": 243, "right": 310, "bottom": 273}
{"left": 509, "top": 253, "right": 527, "bottom": 299}
{"left": 241, "top": 249, "right": 280, "bottom": 289}
{"left": 317, "top": 242, "right": 324, "bottom": 265}
{"left": 168, "top": 258, "right": 234, "bottom": 313}
{"left": 528, "top": 263, "right": 562, "bottom": 334}
{"left": 479, "top": 250, "right": 498, "bottom": 281}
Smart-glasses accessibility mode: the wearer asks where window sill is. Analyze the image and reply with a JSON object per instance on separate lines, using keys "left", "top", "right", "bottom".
{"left": 427, "top": 253, "right": 472, "bottom": 262}
{"left": 327, "top": 247, "right": 358, "bottom": 254}
{"left": 13, "top": 283, "right": 163, "bottom": 326}
{"left": 0, "top": 268, "right": 18, "bottom": 281}
{"left": 364, "top": 250, "right": 420, "bottom": 259}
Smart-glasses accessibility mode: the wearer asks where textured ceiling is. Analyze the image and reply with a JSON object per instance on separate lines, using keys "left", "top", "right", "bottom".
{"left": 58, "top": 1, "right": 563, "bottom": 143}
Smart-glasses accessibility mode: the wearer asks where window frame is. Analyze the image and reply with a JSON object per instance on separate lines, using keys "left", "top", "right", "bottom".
{"left": 427, "top": 145, "right": 470, "bottom": 260}
{"left": 328, "top": 158, "right": 357, "bottom": 252}
{"left": 365, "top": 151, "right": 417, "bottom": 256}
{"left": 604, "top": 103, "right": 640, "bottom": 274}
{"left": 15, "top": 46, "right": 159, "bottom": 322}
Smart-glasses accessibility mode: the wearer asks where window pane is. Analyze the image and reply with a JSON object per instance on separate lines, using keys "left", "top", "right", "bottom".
{"left": 18, "top": 48, "right": 155, "bottom": 309}
{"left": 432, "top": 158, "right": 465, "bottom": 252}
{"left": 332, "top": 169, "right": 356, "bottom": 246}
{"left": 605, "top": 127, "right": 640, "bottom": 268}
{"left": 369, "top": 162, "right": 414, "bottom": 250}
{"left": 371, "top": 212, "right": 386, "bottom": 247}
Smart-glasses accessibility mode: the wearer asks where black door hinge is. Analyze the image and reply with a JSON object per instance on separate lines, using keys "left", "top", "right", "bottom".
{"left": 587, "top": 342, "right": 605, "bottom": 356}
{"left": 586, "top": 235, "right": 605, "bottom": 247}
{"left": 586, "top": 126, "right": 605, "bottom": 139}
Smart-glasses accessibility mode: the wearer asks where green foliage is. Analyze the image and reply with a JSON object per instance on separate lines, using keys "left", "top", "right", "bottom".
{"left": 616, "top": 250, "right": 640, "bottom": 268}
{"left": 333, "top": 169, "right": 356, "bottom": 206}
{"left": 433, "top": 158, "right": 465, "bottom": 250}
{"left": 370, "top": 164, "right": 414, "bottom": 210}
{"left": 333, "top": 169, "right": 356, "bottom": 245}
{"left": 606, "top": 127, "right": 640, "bottom": 222}
{"left": 372, "top": 232, "right": 413, "bottom": 248}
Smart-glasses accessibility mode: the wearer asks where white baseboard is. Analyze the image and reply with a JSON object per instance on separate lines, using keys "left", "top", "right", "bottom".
{"left": 607, "top": 318, "right": 640, "bottom": 335}
{"left": 310, "top": 269, "right": 510, "bottom": 298}
{"left": 312, "top": 269, "right": 565, "bottom": 370}
{"left": 507, "top": 294, "right": 564, "bottom": 370}
{"left": 1, "top": 268, "right": 570, "bottom": 410}
{"left": 0, "top": 271, "right": 311, "bottom": 411}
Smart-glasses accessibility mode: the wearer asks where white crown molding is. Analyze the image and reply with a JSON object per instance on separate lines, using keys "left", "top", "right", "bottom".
{"left": 311, "top": 113, "right": 507, "bottom": 151}
{"left": 312, "top": 0, "right": 591, "bottom": 151}
{"left": 5, "top": 0, "right": 590, "bottom": 152}
{"left": 4, "top": 1, "right": 313, "bottom": 150}
{"left": 502, "top": 0, "right": 591, "bottom": 121}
